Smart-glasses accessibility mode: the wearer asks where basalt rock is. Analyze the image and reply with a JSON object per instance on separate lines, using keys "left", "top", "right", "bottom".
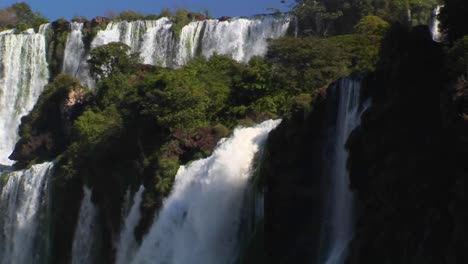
{"left": 92, "top": 16, "right": 111, "bottom": 28}
{"left": 346, "top": 26, "right": 468, "bottom": 264}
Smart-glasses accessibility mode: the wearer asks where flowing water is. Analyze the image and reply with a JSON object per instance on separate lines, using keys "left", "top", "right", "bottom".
{"left": 430, "top": 5, "right": 444, "bottom": 42}
{"left": 0, "top": 162, "right": 53, "bottom": 264}
{"left": 320, "top": 78, "right": 370, "bottom": 264}
{"left": 86, "top": 15, "right": 291, "bottom": 68}
{"left": 116, "top": 186, "right": 145, "bottom": 264}
{"left": 130, "top": 120, "right": 280, "bottom": 264}
{"left": 0, "top": 25, "right": 49, "bottom": 165}
{"left": 71, "top": 187, "right": 99, "bottom": 264}
{"left": 62, "top": 22, "right": 95, "bottom": 88}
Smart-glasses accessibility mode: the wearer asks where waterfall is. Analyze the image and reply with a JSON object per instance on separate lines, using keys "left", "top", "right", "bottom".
{"left": 195, "top": 15, "right": 291, "bottom": 64}
{"left": 430, "top": 5, "right": 443, "bottom": 42}
{"left": 92, "top": 20, "right": 162, "bottom": 53}
{"left": 62, "top": 22, "right": 94, "bottom": 88}
{"left": 61, "top": 15, "right": 290, "bottom": 86}
{"left": 0, "top": 162, "right": 53, "bottom": 264}
{"left": 320, "top": 78, "right": 370, "bottom": 264}
{"left": 130, "top": 119, "right": 280, "bottom": 264}
{"left": 88, "top": 15, "right": 291, "bottom": 68}
{"left": 71, "top": 187, "right": 99, "bottom": 264}
{"left": 0, "top": 25, "right": 49, "bottom": 165}
{"left": 138, "top": 18, "right": 176, "bottom": 67}
{"left": 116, "top": 186, "right": 145, "bottom": 264}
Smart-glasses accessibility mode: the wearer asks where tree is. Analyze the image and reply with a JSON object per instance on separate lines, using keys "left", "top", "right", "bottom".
{"left": 87, "top": 42, "right": 139, "bottom": 80}
{"left": 294, "top": 0, "right": 343, "bottom": 36}
{"left": 73, "top": 106, "right": 123, "bottom": 147}
{"left": 355, "top": 15, "right": 390, "bottom": 36}
{"left": 0, "top": 2, "right": 48, "bottom": 31}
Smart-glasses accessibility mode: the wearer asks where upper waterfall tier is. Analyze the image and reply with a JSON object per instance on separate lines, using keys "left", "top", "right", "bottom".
{"left": 90, "top": 14, "right": 292, "bottom": 68}
{"left": 0, "top": 25, "right": 49, "bottom": 165}
{"left": 62, "top": 22, "right": 95, "bottom": 88}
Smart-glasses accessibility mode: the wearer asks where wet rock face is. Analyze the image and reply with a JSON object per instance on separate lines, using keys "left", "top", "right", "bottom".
{"left": 263, "top": 89, "right": 328, "bottom": 264}
{"left": 345, "top": 27, "right": 468, "bottom": 264}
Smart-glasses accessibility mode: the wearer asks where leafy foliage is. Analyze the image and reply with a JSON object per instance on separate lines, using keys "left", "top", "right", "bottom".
{"left": 293, "top": 0, "right": 438, "bottom": 36}
{"left": 45, "top": 19, "right": 70, "bottom": 79}
{"left": 0, "top": 2, "right": 48, "bottom": 32}
{"left": 355, "top": 15, "right": 390, "bottom": 35}
{"left": 12, "top": 74, "right": 87, "bottom": 167}
{"left": 88, "top": 42, "right": 140, "bottom": 80}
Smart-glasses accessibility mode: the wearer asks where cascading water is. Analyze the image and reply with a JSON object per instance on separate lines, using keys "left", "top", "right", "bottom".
{"left": 129, "top": 120, "right": 280, "bottom": 264}
{"left": 319, "top": 78, "right": 370, "bottom": 264}
{"left": 87, "top": 14, "right": 291, "bottom": 68}
{"left": 0, "top": 25, "right": 49, "bottom": 165}
{"left": 0, "top": 162, "right": 53, "bottom": 264}
{"left": 62, "top": 22, "right": 94, "bottom": 88}
{"left": 195, "top": 15, "right": 291, "bottom": 63}
{"left": 430, "top": 5, "right": 443, "bottom": 42}
{"left": 71, "top": 187, "right": 99, "bottom": 264}
{"left": 91, "top": 20, "right": 166, "bottom": 53}
{"left": 138, "top": 18, "right": 176, "bottom": 67}
{"left": 116, "top": 186, "right": 145, "bottom": 264}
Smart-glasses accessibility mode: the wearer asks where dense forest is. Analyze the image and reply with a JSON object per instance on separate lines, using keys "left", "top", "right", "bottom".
{"left": 0, "top": 0, "right": 467, "bottom": 263}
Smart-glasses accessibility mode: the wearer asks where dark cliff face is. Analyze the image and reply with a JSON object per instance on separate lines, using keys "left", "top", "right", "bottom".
{"left": 346, "top": 26, "right": 468, "bottom": 263}
{"left": 263, "top": 84, "right": 357, "bottom": 263}
{"left": 262, "top": 89, "right": 327, "bottom": 264}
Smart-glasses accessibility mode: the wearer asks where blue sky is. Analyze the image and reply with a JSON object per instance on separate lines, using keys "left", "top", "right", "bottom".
{"left": 0, "top": 0, "right": 292, "bottom": 21}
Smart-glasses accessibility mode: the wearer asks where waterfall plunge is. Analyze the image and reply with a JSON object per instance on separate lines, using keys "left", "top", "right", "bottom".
{"left": 0, "top": 162, "right": 54, "bottom": 264}
{"left": 71, "top": 187, "right": 99, "bottom": 264}
{"left": 320, "top": 78, "right": 370, "bottom": 264}
{"left": 430, "top": 5, "right": 444, "bottom": 42}
{"left": 0, "top": 26, "right": 49, "bottom": 165}
{"left": 116, "top": 186, "right": 145, "bottom": 264}
{"left": 130, "top": 120, "right": 280, "bottom": 264}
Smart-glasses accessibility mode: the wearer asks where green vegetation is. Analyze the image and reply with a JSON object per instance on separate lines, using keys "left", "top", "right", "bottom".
{"left": 267, "top": 15, "right": 387, "bottom": 96}
{"left": 11, "top": 74, "right": 88, "bottom": 168}
{"left": 0, "top": 2, "right": 48, "bottom": 32}
{"left": 10, "top": 1, "right": 393, "bottom": 213}
{"left": 88, "top": 42, "right": 140, "bottom": 80}
{"left": 9, "top": 1, "right": 468, "bottom": 262}
{"left": 1, "top": 173, "right": 9, "bottom": 187}
{"left": 45, "top": 19, "right": 70, "bottom": 79}
{"left": 293, "top": 0, "right": 438, "bottom": 36}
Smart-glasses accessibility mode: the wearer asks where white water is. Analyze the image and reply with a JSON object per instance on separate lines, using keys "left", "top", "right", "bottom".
{"left": 195, "top": 15, "right": 291, "bottom": 63}
{"left": 71, "top": 187, "right": 99, "bottom": 264}
{"left": 321, "top": 78, "right": 370, "bottom": 264}
{"left": 0, "top": 25, "right": 49, "bottom": 165}
{"left": 130, "top": 120, "right": 280, "bottom": 264}
{"left": 116, "top": 186, "right": 145, "bottom": 264}
{"left": 430, "top": 5, "right": 443, "bottom": 42}
{"left": 62, "top": 22, "right": 94, "bottom": 88}
{"left": 0, "top": 162, "right": 53, "bottom": 264}
{"left": 88, "top": 15, "right": 291, "bottom": 68}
